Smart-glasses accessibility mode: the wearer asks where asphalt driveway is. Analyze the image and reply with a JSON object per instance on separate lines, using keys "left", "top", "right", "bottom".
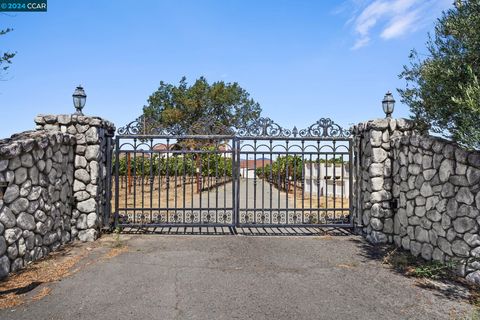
{"left": 0, "top": 234, "right": 474, "bottom": 320}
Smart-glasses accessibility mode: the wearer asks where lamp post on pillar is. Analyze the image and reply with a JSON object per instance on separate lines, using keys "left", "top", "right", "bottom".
{"left": 382, "top": 91, "right": 395, "bottom": 118}
{"left": 72, "top": 85, "right": 87, "bottom": 115}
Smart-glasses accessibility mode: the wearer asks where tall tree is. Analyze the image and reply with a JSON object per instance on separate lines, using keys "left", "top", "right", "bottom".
{"left": 0, "top": 28, "right": 15, "bottom": 79}
{"left": 141, "top": 77, "right": 261, "bottom": 135}
{"left": 398, "top": 0, "right": 480, "bottom": 149}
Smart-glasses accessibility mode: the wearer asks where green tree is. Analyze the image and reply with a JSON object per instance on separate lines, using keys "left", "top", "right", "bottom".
{"left": 257, "top": 156, "right": 303, "bottom": 191}
{"left": 1, "top": 28, "right": 15, "bottom": 78}
{"left": 142, "top": 77, "right": 261, "bottom": 135}
{"left": 112, "top": 152, "right": 232, "bottom": 178}
{"left": 318, "top": 157, "right": 345, "bottom": 165}
{"left": 398, "top": 0, "right": 480, "bottom": 149}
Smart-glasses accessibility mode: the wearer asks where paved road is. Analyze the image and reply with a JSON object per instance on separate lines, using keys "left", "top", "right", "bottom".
{"left": 0, "top": 235, "right": 473, "bottom": 320}
{"left": 193, "top": 178, "right": 295, "bottom": 209}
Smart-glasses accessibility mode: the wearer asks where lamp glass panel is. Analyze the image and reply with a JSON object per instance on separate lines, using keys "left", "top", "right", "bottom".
{"left": 73, "top": 96, "right": 81, "bottom": 108}
{"left": 79, "top": 96, "right": 86, "bottom": 107}
{"left": 387, "top": 102, "right": 394, "bottom": 113}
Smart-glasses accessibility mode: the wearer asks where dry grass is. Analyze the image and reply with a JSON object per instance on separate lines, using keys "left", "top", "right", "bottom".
{"left": 0, "top": 246, "right": 88, "bottom": 309}
{"left": 102, "top": 246, "right": 129, "bottom": 260}
{"left": 0, "top": 235, "right": 131, "bottom": 310}
{"left": 113, "top": 178, "right": 349, "bottom": 210}
{"left": 112, "top": 177, "right": 231, "bottom": 209}
{"left": 337, "top": 263, "right": 357, "bottom": 269}
{"left": 381, "top": 247, "right": 480, "bottom": 319}
{"left": 101, "top": 233, "right": 129, "bottom": 259}
{"left": 30, "top": 287, "right": 52, "bottom": 301}
{"left": 0, "top": 291, "right": 23, "bottom": 309}
{"left": 287, "top": 192, "right": 349, "bottom": 210}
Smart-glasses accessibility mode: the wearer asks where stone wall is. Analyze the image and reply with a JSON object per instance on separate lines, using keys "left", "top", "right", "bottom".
{"left": 352, "top": 118, "right": 414, "bottom": 243}
{"left": 0, "top": 114, "right": 114, "bottom": 279}
{"left": 0, "top": 131, "right": 76, "bottom": 278}
{"left": 34, "top": 114, "right": 115, "bottom": 241}
{"left": 354, "top": 118, "right": 480, "bottom": 284}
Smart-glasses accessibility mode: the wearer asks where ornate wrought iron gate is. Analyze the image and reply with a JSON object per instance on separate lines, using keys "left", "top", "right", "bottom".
{"left": 112, "top": 118, "right": 353, "bottom": 230}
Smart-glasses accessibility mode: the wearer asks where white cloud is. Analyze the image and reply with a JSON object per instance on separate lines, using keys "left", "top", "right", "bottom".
{"left": 380, "top": 9, "right": 419, "bottom": 39}
{"left": 352, "top": 36, "right": 371, "bottom": 50}
{"left": 340, "top": 0, "right": 452, "bottom": 49}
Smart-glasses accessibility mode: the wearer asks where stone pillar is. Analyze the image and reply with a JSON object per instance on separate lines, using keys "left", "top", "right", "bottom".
{"left": 34, "top": 114, "right": 115, "bottom": 241}
{"left": 352, "top": 118, "right": 414, "bottom": 244}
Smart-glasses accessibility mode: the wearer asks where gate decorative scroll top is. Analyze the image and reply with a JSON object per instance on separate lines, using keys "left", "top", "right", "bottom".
{"left": 116, "top": 117, "right": 351, "bottom": 138}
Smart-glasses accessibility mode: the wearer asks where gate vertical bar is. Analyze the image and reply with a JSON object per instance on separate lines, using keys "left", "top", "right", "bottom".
{"left": 231, "top": 138, "right": 236, "bottom": 227}
{"left": 349, "top": 138, "right": 354, "bottom": 226}
{"left": 234, "top": 137, "right": 240, "bottom": 227}
{"left": 114, "top": 136, "right": 120, "bottom": 228}
{"left": 149, "top": 139, "right": 154, "bottom": 224}
{"left": 103, "top": 131, "right": 114, "bottom": 228}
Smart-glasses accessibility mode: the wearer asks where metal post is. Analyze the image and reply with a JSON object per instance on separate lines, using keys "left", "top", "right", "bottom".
{"left": 349, "top": 138, "right": 354, "bottom": 227}
{"left": 114, "top": 137, "right": 120, "bottom": 228}
{"left": 127, "top": 153, "right": 132, "bottom": 195}
{"left": 196, "top": 155, "right": 201, "bottom": 193}
{"left": 104, "top": 131, "right": 114, "bottom": 228}
{"left": 233, "top": 137, "right": 240, "bottom": 227}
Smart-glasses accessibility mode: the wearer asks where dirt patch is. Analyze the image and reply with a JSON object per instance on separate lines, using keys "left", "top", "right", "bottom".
{"left": 0, "top": 235, "right": 130, "bottom": 310}
{"left": 102, "top": 245, "right": 129, "bottom": 260}
{"left": 31, "top": 287, "right": 52, "bottom": 302}
{"left": 317, "top": 235, "right": 334, "bottom": 240}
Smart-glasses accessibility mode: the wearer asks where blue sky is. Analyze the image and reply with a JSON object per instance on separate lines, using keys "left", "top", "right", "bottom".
{"left": 0, "top": 0, "right": 452, "bottom": 137}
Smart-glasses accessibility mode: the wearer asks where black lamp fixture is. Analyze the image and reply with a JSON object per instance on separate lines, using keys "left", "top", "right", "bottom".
{"left": 72, "top": 85, "right": 87, "bottom": 115}
{"left": 382, "top": 91, "right": 395, "bottom": 118}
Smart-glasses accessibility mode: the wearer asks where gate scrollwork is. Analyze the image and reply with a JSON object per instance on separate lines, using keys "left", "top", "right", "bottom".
{"left": 117, "top": 116, "right": 351, "bottom": 138}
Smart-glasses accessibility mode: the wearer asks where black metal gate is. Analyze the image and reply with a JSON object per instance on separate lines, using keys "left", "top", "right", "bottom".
{"left": 112, "top": 117, "right": 353, "bottom": 230}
